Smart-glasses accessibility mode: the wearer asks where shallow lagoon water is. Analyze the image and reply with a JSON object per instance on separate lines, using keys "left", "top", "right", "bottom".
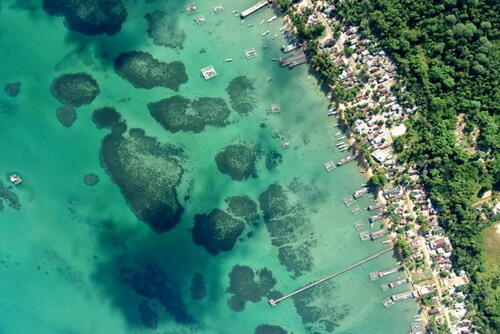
{"left": 0, "top": 0, "right": 417, "bottom": 332}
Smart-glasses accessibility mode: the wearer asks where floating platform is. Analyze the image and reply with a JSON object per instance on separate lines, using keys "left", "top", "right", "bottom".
{"left": 213, "top": 5, "right": 224, "bottom": 13}
{"left": 353, "top": 187, "right": 369, "bottom": 199}
{"left": 9, "top": 174, "right": 23, "bottom": 185}
{"left": 369, "top": 214, "right": 384, "bottom": 223}
{"left": 281, "top": 44, "right": 297, "bottom": 53}
{"left": 391, "top": 291, "right": 417, "bottom": 302}
{"left": 359, "top": 232, "right": 370, "bottom": 241}
{"left": 337, "top": 155, "right": 356, "bottom": 166}
{"left": 351, "top": 205, "right": 361, "bottom": 215}
{"left": 270, "top": 104, "right": 281, "bottom": 113}
{"left": 279, "top": 50, "right": 308, "bottom": 69}
{"left": 186, "top": 3, "right": 197, "bottom": 14}
{"left": 324, "top": 161, "right": 335, "bottom": 172}
{"left": 245, "top": 49, "right": 257, "bottom": 59}
{"left": 240, "top": 0, "right": 269, "bottom": 18}
{"left": 368, "top": 202, "right": 384, "bottom": 211}
{"left": 354, "top": 221, "right": 365, "bottom": 231}
{"left": 343, "top": 195, "right": 354, "bottom": 206}
{"left": 201, "top": 65, "right": 217, "bottom": 80}
{"left": 370, "top": 229, "right": 387, "bottom": 240}
{"left": 195, "top": 16, "right": 206, "bottom": 24}
{"left": 281, "top": 141, "right": 290, "bottom": 149}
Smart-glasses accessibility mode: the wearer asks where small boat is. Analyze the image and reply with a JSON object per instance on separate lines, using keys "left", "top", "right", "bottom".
{"left": 262, "top": 30, "right": 270, "bottom": 36}
{"left": 232, "top": 10, "right": 238, "bottom": 14}
{"left": 271, "top": 57, "right": 278, "bottom": 61}
{"left": 329, "top": 107, "right": 336, "bottom": 112}
{"left": 224, "top": 58, "right": 233, "bottom": 62}
{"left": 279, "top": 25, "right": 288, "bottom": 32}
{"left": 338, "top": 135, "right": 346, "bottom": 139}
{"left": 272, "top": 33, "right": 279, "bottom": 39}
{"left": 267, "top": 15, "right": 277, "bottom": 23}
{"left": 248, "top": 23, "right": 254, "bottom": 27}
{"left": 327, "top": 111, "right": 337, "bottom": 116}
{"left": 9, "top": 174, "right": 23, "bottom": 185}
{"left": 335, "top": 131, "right": 341, "bottom": 136}
{"left": 260, "top": 19, "right": 265, "bottom": 24}
{"left": 336, "top": 142, "right": 345, "bottom": 147}
{"left": 267, "top": 77, "right": 274, "bottom": 82}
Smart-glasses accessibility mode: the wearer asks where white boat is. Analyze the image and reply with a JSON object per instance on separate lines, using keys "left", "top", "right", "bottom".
{"left": 327, "top": 111, "right": 337, "bottom": 116}
{"left": 224, "top": 58, "right": 233, "bottom": 62}
{"left": 262, "top": 30, "right": 270, "bottom": 36}
{"left": 9, "top": 174, "right": 23, "bottom": 185}
{"left": 267, "top": 15, "right": 277, "bottom": 23}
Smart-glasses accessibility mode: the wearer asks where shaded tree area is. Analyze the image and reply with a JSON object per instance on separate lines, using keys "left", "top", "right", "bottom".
{"left": 333, "top": 0, "right": 499, "bottom": 331}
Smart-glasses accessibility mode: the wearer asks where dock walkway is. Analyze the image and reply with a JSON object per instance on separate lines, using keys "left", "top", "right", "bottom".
{"left": 269, "top": 246, "right": 394, "bottom": 307}
{"left": 240, "top": 0, "right": 269, "bottom": 18}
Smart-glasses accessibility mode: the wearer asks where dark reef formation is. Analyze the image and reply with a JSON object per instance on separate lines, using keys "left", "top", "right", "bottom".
{"left": 255, "top": 324, "right": 288, "bottom": 334}
{"left": 226, "top": 76, "right": 256, "bottom": 115}
{"left": 149, "top": 95, "right": 231, "bottom": 133}
{"left": 190, "top": 273, "right": 206, "bottom": 300}
{"left": 100, "top": 125, "right": 184, "bottom": 233}
{"left": 55, "top": 106, "right": 77, "bottom": 127}
{"left": 258, "top": 184, "right": 315, "bottom": 277}
{"left": 4, "top": 82, "right": 21, "bottom": 97}
{"left": 50, "top": 73, "right": 100, "bottom": 107}
{"left": 114, "top": 51, "right": 187, "bottom": 91}
{"left": 226, "top": 265, "right": 276, "bottom": 312}
{"left": 144, "top": 10, "right": 186, "bottom": 49}
{"left": 0, "top": 181, "right": 20, "bottom": 211}
{"left": 42, "top": 0, "right": 127, "bottom": 35}
{"left": 116, "top": 260, "right": 194, "bottom": 324}
{"left": 83, "top": 173, "right": 99, "bottom": 186}
{"left": 226, "top": 195, "right": 259, "bottom": 226}
{"left": 265, "top": 150, "right": 282, "bottom": 171}
{"left": 92, "top": 107, "right": 121, "bottom": 129}
{"left": 138, "top": 300, "right": 158, "bottom": 329}
{"left": 292, "top": 280, "right": 350, "bottom": 332}
{"left": 215, "top": 143, "right": 259, "bottom": 181}
{"left": 192, "top": 209, "right": 245, "bottom": 255}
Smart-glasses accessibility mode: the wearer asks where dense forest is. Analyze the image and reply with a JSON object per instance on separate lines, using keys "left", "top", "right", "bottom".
{"left": 331, "top": 0, "right": 499, "bottom": 332}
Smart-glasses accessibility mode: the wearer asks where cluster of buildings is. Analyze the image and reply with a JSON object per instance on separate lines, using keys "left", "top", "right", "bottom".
{"left": 289, "top": 1, "right": 477, "bottom": 333}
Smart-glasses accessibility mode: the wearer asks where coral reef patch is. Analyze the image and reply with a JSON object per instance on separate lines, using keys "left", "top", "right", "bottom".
{"left": 50, "top": 73, "right": 100, "bottom": 107}
{"left": 190, "top": 273, "right": 206, "bottom": 300}
{"left": 92, "top": 107, "right": 121, "bottom": 129}
{"left": 55, "top": 106, "right": 77, "bottom": 127}
{"left": 215, "top": 143, "right": 259, "bottom": 181}
{"left": 4, "top": 82, "right": 21, "bottom": 97}
{"left": 149, "top": 95, "right": 231, "bottom": 133}
{"left": 114, "top": 51, "right": 187, "bottom": 91}
{"left": 144, "top": 10, "right": 186, "bottom": 49}
{"left": 226, "top": 76, "right": 256, "bottom": 115}
{"left": 83, "top": 173, "right": 99, "bottom": 186}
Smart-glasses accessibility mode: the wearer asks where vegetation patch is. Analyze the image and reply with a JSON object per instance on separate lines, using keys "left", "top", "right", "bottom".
{"left": 215, "top": 143, "right": 259, "bottom": 181}
{"left": 292, "top": 280, "right": 350, "bottom": 332}
{"left": 50, "top": 73, "right": 100, "bottom": 107}
{"left": 258, "top": 184, "right": 315, "bottom": 277}
{"left": 92, "top": 107, "right": 121, "bottom": 129}
{"left": 0, "top": 181, "right": 20, "bottom": 211}
{"left": 192, "top": 208, "right": 245, "bottom": 255}
{"left": 114, "top": 51, "right": 187, "bottom": 91}
{"left": 4, "top": 82, "right": 21, "bottom": 97}
{"left": 226, "top": 76, "right": 256, "bottom": 115}
{"left": 226, "top": 195, "right": 259, "bottom": 226}
{"left": 83, "top": 173, "right": 99, "bottom": 186}
{"left": 100, "top": 125, "right": 184, "bottom": 233}
{"left": 190, "top": 273, "right": 206, "bottom": 300}
{"left": 226, "top": 265, "right": 277, "bottom": 312}
{"left": 144, "top": 10, "right": 186, "bottom": 49}
{"left": 42, "top": 0, "right": 127, "bottom": 35}
{"left": 255, "top": 324, "right": 288, "bottom": 334}
{"left": 55, "top": 106, "right": 77, "bottom": 127}
{"left": 149, "top": 95, "right": 231, "bottom": 133}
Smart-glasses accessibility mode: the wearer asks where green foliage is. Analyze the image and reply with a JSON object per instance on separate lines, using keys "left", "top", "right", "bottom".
{"left": 334, "top": 0, "right": 499, "bottom": 331}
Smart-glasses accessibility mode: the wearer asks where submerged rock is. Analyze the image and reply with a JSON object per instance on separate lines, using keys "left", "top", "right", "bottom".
{"left": 138, "top": 300, "right": 158, "bottom": 329}
{"left": 265, "top": 150, "right": 282, "bottom": 171}
{"left": 83, "top": 173, "right": 99, "bottom": 186}
{"left": 226, "top": 195, "right": 259, "bottom": 226}
{"left": 149, "top": 95, "right": 231, "bottom": 133}
{"left": 192, "top": 209, "right": 245, "bottom": 255}
{"left": 100, "top": 126, "right": 184, "bottom": 233}
{"left": 117, "top": 260, "right": 194, "bottom": 324}
{"left": 144, "top": 10, "right": 186, "bottom": 49}
{"left": 190, "top": 273, "right": 206, "bottom": 300}
{"left": 215, "top": 143, "right": 258, "bottom": 181}
{"left": 226, "top": 76, "right": 256, "bottom": 115}
{"left": 50, "top": 73, "right": 100, "bottom": 107}
{"left": 292, "top": 280, "right": 350, "bottom": 332}
{"left": 42, "top": 0, "right": 127, "bottom": 35}
{"left": 114, "top": 51, "right": 188, "bottom": 91}
{"left": 0, "top": 181, "right": 20, "bottom": 211}
{"left": 255, "top": 324, "right": 288, "bottom": 334}
{"left": 55, "top": 106, "right": 77, "bottom": 127}
{"left": 4, "top": 82, "right": 21, "bottom": 97}
{"left": 226, "top": 265, "right": 276, "bottom": 312}
{"left": 92, "top": 107, "right": 121, "bottom": 129}
{"left": 258, "top": 184, "right": 315, "bottom": 277}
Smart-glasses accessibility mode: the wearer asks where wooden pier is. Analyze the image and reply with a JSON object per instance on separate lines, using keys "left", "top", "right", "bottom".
{"left": 268, "top": 247, "right": 394, "bottom": 307}
{"left": 240, "top": 0, "right": 269, "bottom": 18}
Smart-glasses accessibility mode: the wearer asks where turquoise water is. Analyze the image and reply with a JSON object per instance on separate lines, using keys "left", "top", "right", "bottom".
{"left": 0, "top": 0, "right": 417, "bottom": 333}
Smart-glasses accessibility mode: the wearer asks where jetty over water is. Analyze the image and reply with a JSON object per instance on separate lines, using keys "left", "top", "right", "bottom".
{"left": 279, "top": 49, "right": 308, "bottom": 69}
{"left": 240, "top": 0, "right": 269, "bottom": 18}
{"left": 268, "top": 246, "right": 394, "bottom": 307}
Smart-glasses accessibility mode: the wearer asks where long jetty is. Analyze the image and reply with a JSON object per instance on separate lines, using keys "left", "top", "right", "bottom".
{"left": 240, "top": 0, "right": 269, "bottom": 18}
{"left": 268, "top": 246, "right": 394, "bottom": 307}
